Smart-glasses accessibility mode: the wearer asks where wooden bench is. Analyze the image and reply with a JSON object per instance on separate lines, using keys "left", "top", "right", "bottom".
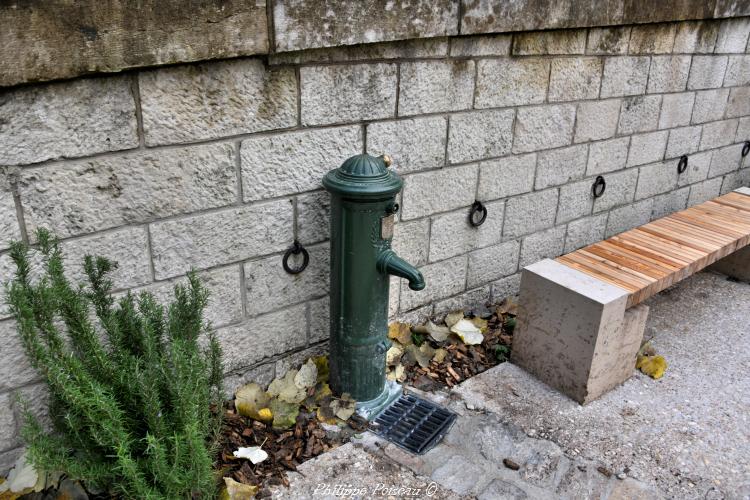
{"left": 512, "top": 187, "right": 750, "bottom": 404}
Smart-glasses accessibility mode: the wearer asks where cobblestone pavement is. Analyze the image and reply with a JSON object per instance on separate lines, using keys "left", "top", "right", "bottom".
{"left": 272, "top": 272, "right": 749, "bottom": 499}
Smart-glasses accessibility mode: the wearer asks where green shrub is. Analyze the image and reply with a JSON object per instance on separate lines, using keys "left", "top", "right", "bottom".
{"left": 6, "top": 229, "right": 223, "bottom": 499}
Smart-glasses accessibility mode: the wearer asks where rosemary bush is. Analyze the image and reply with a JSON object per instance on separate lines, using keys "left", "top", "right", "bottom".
{"left": 6, "top": 229, "right": 223, "bottom": 499}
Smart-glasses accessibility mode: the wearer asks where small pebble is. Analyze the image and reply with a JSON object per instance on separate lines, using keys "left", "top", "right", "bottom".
{"left": 503, "top": 458, "right": 520, "bottom": 471}
{"left": 597, "top": 466, "right": 612, "bottom": 477}
{"left": 617, "top": 472, "right": 627, "bottom": 480}
{"left": 466, "top": 403, "right": 476, "bottom": 411}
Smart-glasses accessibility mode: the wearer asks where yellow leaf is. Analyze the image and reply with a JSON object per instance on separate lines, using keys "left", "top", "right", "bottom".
{"left": 388, "top": 322, "right": 412, "bottom": 345}
{"left": 470, "top": 317, "right": 488, "bottom": 333}
{"left": 312, "top": 356, "right": 329, "bottom": 383}
{"left": 220, "top": 477, "right": 258, "bottom": 499}
{"left": 258, "top": 408, "right": 273, "bottom": 421}
{"left": 636, "top": 355, "right": 667, "bottom": 379}
{"left": 235, "top": 383, "right": 272, "bottom": 422}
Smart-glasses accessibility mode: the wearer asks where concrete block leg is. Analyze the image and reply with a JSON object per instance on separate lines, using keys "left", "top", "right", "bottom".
{"left": 511, "top": 259, "right": 648, "bottom": 404}
{"left": 708, "top": 245, "right": 750, "bottom": 282}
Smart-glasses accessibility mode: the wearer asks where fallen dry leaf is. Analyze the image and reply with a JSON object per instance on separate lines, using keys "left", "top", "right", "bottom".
{"left": 268, "top": 370, "right": 306, "bottom": 404}
{"left": 220, "top": 476, "right": 258, "bottom": 499}
{"left": 235, "top": 383, "right": 272, "bottom": 423}
{"left": 444, "top": 311, "right": 464, "bottom": 328}
{"left": 388, "top": 322, "right": 412, "bottom": 345}
{"left": 233, "top": 446, "right": 269, "bottom": 464}
{"left": 450, "top": 319, "right": 484, "bottom": 345}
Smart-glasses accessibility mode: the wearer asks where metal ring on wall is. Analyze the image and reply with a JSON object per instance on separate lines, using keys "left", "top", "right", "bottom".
{"left": 677, "top": 155, "right": 689, "bottom": 174}
{"left": 282, "top": 240, "right": 309, "bottom": 274}
{"left": 743, "top": 141, "right": 750, "bottom": 158}
{"left": 468, "top": 201, "right": 488, "bottom": 227}
{"left": 592, "top": 176, "right": 606, "bottom": 198}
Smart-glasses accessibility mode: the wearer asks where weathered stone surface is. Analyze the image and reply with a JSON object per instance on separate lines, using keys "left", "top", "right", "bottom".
{"left": 520, "top": 226, "right": 567, "bottom": 267}
{"left": 687, "top": 55, "right": 729, "bottom": 89}
{"left": 367, "top": 117, "right": 447, "bottom": 174}
{"left": 0, "top": 190, "right": 20, "bottom": 252}
{"left": 308, "top": 296, "right": 330, "bottom": 343}
{"left": 224, "top": 363, "right": 276, "bottom": 395}
{"left": 513, "top": 104, "right": 576, "bottom": 154}
{"left": 605, "top": 198, "right": 654, "bottom": 237}
{"left": 658, "top": 92, "right": 695, "bottom": 129}
{"left": 399, "top": 61, "right": 475, "bottom": 115}
{"left": 535, "top": 144, "right": 588, "bottom": 189}
{"left": 677, "top": 151, "right": 711, "bottom": 186}
{"left": 726, "top": 86, "right": 750, "bottom": 117}
{"left": 701, "top": 119, "right": 740, "bottom": 150}
{"left": 587, "top": 27, "right": 631, "bottom": 55}
{"left": 628, "top": 23, "right": 676, "bottom": 54}
{"left": 401, "top": 165, "right": 478, "bottom": 220}
{"left": 724, "top": 55, "right": 750, "bottom": 86}
{"left": 491, "top": 273, "right": 522, "bottom": 300}
{"left": 721, "top": 167, "right": 750, "bottom": 193}
{"left": 301, "top": 63, "right": 397, "bottom": 125}
{"left": 63, "top": 227, "right": 152, "bottom": 290}
{"left": 400, "top": 256, "right": 466, "bottom": 311}
{"left": 504, "top": 189, "right": 559, "bottom": 239}
{"left": 270, "top": 38, "right": 449, "bottom": 65}
{"left": 564, "top": 213, "right": 608, "bottom": 252}
{"left": 647, "top": 56, "right": 691, "bottom": 93}
{"left": 450, "top": 34, "right": 511, "bottom": 56}
{"left": 688, "top": 177, "right": 724, "bottom": 206}
{"left": 297, "top": 190, "right": 330, "bottom": 244}
{"left": 19, "top": 143, "right": 237, "bottom": 238}
{"left": 627, "top": 131, "right": 668, "bottom": 167}
{"left": 478, "top": 154, "right": 536, "bottom": 201}
{"left": 592, "top": 168, "right": 639, "bottom": 212}
{"left": 448, "top": 109, "right": 514, "bottom": 163}
{"left": 150, "top": 199, "right": 293, "bottom": 279}
{"left": 272, "top": 0, "right": 458, "bottom": 52}
{"left": 666, "top": 125, "right": 702, "bottom": 157}
{"left": 475, "top": 59, "right": 549, "bottom": 108}
{"left": 0, "top": 1, "right": 268, "bottom": 87}
{"left": 0, "top": 76, "right": 137, "bottom": 166}
{"left": 618, "top": 95, "right": 661, "bottom": 135}
{"left": 0, "top": 319, "right": 39, "bottom": 392}
{"left": 433, "top": 286, "right": 492, "bottom": 316}
{"left": 139, "top": 60, "right": 296, "bottom": 146}
{"left": 737, "top": 117, "right": 750, "bottom": 140}
{"left": 587, "top": 137, "right": 630, "bottom": 175}
{"left": 548, "top": 57, "right": 602, "bottom": 102}
{"left": 600, "top": 56, "right": 650, "bottom": 97}
{"left": 241, "top": 126, "right": 362, "bottom": 201}
{"left": 691, "top": 88, "right": 730, "bottom": 123}
{"left": 635, "top": 161, "right": 678, "bottom": 200}
{"left": 467, "top": 241, "right": 520, "bottom": 288}
{"left": 557, "top": 179, "right": 594, "bottom": 223}
{"left": 216, "top": 304, "right": 307, "bottom": 371}
{"left": 429, "top": 200, "right": 506, "bottom": 261}
{"left": 714, "top": 17, "right": 750, "bottom": 53}
{"left": 131, "top": 265, "right": 242, "bottom": 329}
{"left": 673, "top": 20, "right": 719, "bottom": 53}
{"left": 392, "top": 219, "right": 430, "bottom": 267}
{"left": 0, "top": 393, "right": 18, "bottom": 452}
{"left": 512, "top": 29, "right": 586, "bottom": 55}
{"left": 651, "top": 187, "right": 690, "bottom": 218}
{"left": 574, "top": 100, "right": 621, "bottom": 143}
{"left": 244, "top": 244, "right": 329, "bottom": 316}
{"left": 709, "top": 145, "right": 743, "bottom": 177}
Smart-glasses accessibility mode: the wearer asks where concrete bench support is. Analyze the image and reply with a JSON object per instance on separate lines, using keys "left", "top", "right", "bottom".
{"left": 511, "top": 259, "right": 649, "bottom": 404}
{"left": 709, "top": 243, "right": 750, "bottom": 282}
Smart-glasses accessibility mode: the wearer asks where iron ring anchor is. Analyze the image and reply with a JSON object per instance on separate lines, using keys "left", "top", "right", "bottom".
{"left": 468, "top": 201, "right": 488, "bottom": 227}
{"left": 282, "top": 240, "right": 309, "bottom": 274}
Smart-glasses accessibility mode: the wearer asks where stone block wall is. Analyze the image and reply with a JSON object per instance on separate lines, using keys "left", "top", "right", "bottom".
{"left": 2, "top": 17, "right": 750, "bottom": 470}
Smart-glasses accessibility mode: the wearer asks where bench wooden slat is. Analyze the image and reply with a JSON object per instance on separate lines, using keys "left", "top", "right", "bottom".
{"left": 555, "top": 190, "right": 750, "bottom": 307}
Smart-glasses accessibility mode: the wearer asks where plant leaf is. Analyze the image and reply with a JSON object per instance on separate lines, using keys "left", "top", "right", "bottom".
{"left": 450, "top": 319, "right": 484, "bottom": 345}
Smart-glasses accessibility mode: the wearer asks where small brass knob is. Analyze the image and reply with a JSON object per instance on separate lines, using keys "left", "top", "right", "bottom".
{"left": 382, "top": 154, "right": 392, "bottom": 167}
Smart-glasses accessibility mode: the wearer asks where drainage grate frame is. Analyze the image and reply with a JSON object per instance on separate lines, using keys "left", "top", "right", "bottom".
{"left": 370, "top": 393, "right": 456, "bottom": 455}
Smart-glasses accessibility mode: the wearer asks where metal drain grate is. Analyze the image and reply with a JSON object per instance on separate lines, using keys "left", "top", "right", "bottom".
{"left": 370, "top": 394, "right": 456, "bottom": 454}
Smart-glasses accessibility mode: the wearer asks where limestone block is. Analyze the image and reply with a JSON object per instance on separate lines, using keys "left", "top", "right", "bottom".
{"left": 399, "top": 60, "right": 474, "bottom": 115}
{"left": 513, "top": 104, "right": 576, "bottom": 154}
{"left": 367, "top": 117, "right": 447, "bottom": 174}
{"left": 709, "top": 240, "right": 750, "bottom": 281}
{"left": 692, "top": 89, "right": 730, "bottom": 123}
{"left": 503, "top": 189, "right": 559, "bottom": 239}
{"left": 666, "top": 125, "right": 702, "bottom": 158}
{"left": 433, "top": 286, "right": 492, "bottom": 317}
{"left": 627, "top": 131, "right": 668, "bottom": 167}
{"left": 709, "top": 145, "right": 742, "bottom": 177}
{"left": 0, "top": 190, "right": 20, "bottom": 252}
{"left": 549, "top": 57, "right": 602, "bottom": 102}
{"left": 557, "top": 179, "right": 595, "bottom": 224}
{"left": 244, "top": 244, "right": 329, "bottom": 316}
{"left": 564, "top": 213, "right": 608, "bottom": 252}
{"left": 477, "top": 154, "right": 536, "bottom": 201}
{"left": 512, "top": 29, "right": 586, "bottom": 55}
{"left": 651, "top": 187, "right": 690, "bottom": 218}
{"left": 677, "top": 151, "right": 712, "bottom": 187}
{"left": 605, "top": 199, "right": 654, "bottom": 237}
{"left": 587, "top": 137, "right": 630, "bottom": 175}
{"left": 586, "top": 27, "right": 631, "bottom": 55}
{"left": 450, "top": 35, "right": 511, "bottom": 56}
{"left": 687, "top": 177, "right": 723, "bottom": 206}
{"left": 575, "top": 99, "right": 621, "bottom": 143}
{"left": 296, "top": 190, "right": 330, "bottom": 244}
{"left": 726, "top": 87, "right": 750, "bottom": 118}
{"left": 600, "top": 56, "right": 650, "bottom": 97}
{"left": 535, "top": 144, "right": 588, "bottom": 189}
{"left": 592, "top": 168, "right": 639, "bottom": 212}
{"left": 400, "top": 165, "right": 478, "bottom": 220}
{"left": 0, "top": 319, "right": 39, "bottom": 392}
{"left": 475, "top": 59, "right": 550, "bottom": 108}
{"left": 647, "top": 56, "right": 691, "bottom": 93}
{"left": 714, "top": 18, "right": 750, "bottom": 53}
{"left": 673, "top": 20, "right": 719, "bottom": 53}
{"left": 400, "top": 256, "right": 466, "bottom": 311}
{"left": 19, "top": 143, "right": 237, "bottom": 238}
{"left": 429, "top": 200, "right": 505, "bottom": 262}
{"left": 448, "top": 109, "right": 514, "bottom": 164}
{"left": 701, "top": 120, "right": 740, "bottom": 150}
{"left": 241, "top": 126, "right": 362, "bottom": 201}
{"left": 721, "top": 168, "right": 750, "bottom": 194}
{"left": 467, "top": 241, "right": 520, "bottom": 288}
{"left": 737, "top": 118, "right": 750, "bottom": 141}
{"left": 0, "top": 76, "right": 137, "bottom": 166}
{"left": 392, "top": 218, "right": 430, "bottom": 268}
{"left": 519, "top": 226, "right": 567, "bottom": 267}
{"left": 512, "top": 259, "right": 631, "bottom": 404}
{"left": 618, "top": 95, "right": 661, "bottom": 135}
{"left": 687, "top": 56, "right": 729, "bottom": 89}
{"left": 150, "top": 199, "right": 293, "bottom": 279}
{"left": 629, "top": 23, "right": 676, "bottom": 54}
{"left": 724, "top": 55, "right": 750, "bottom": 86}
{"left": 659, "top": 92, "right": 695, "bottom": 129}
{"left": 139, "top": 60, "right": 297, "bottom": 146}
{"left": 270, "top": 38, "right": 448, "bottom": 65}
{"left": 301, "top": 63, "right": 397, "bottom": 125}
{"left": 308, "top": 296, "right": 330, "bottom": 343}
{"left": 0, "top": 393, "right": 18, "bottom": 452}
{"left": 635, "top": 161, "right": 678, "bottom": 200}
{"left": 491, "top": 273, "right": 522, "bottom": 301}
